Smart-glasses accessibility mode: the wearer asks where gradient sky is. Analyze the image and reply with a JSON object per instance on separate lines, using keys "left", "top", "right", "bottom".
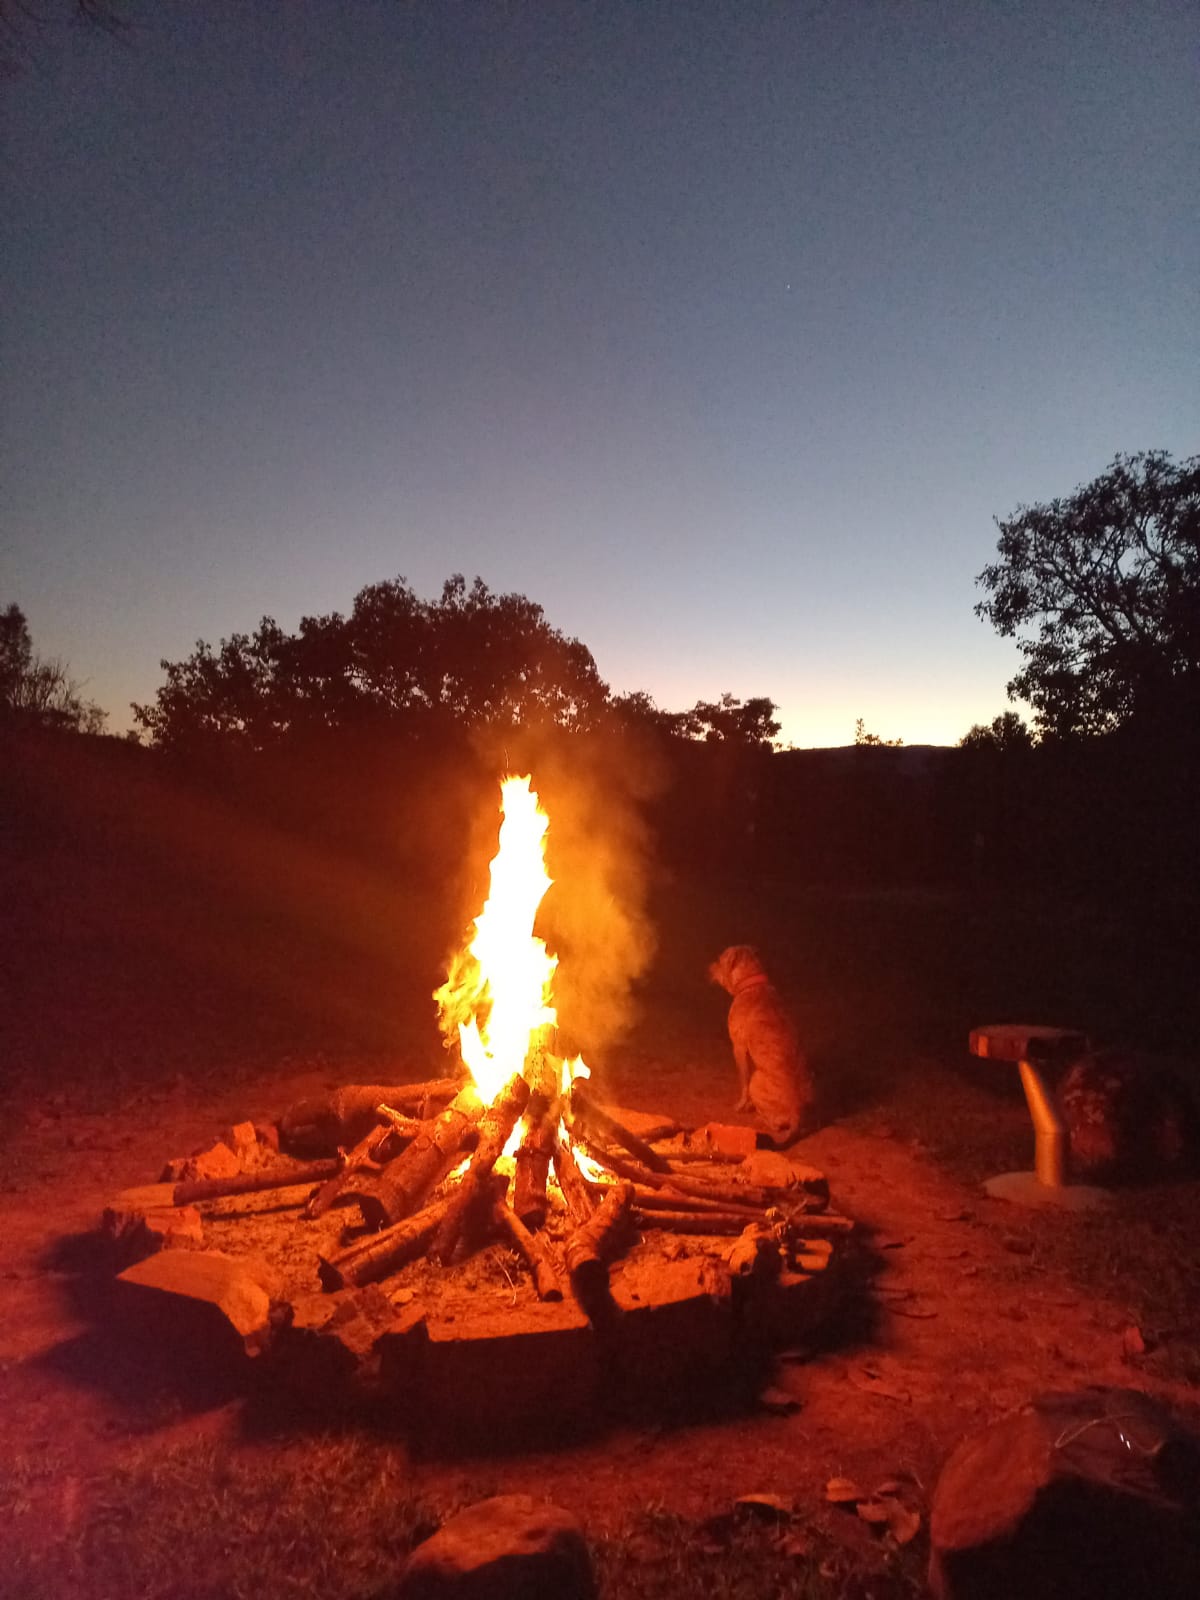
{"left": 3, "top": 0, "right": 1197, "bottom": 746}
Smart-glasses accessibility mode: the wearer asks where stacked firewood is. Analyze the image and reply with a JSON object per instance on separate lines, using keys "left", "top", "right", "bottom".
{"left": 122, "top": 1072, "right": 849, "bottom": 1323}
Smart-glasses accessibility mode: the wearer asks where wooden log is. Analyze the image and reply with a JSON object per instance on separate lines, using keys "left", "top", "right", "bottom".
{"left": 374, "top": 1105, "right": 424, "bottom": 1140}
{"left": 353, "top": 1086, "right": 483, "bottom": 1229}
{"left": 569, "top": 1083, "right": 672, "bottom": 1173}
{"left": 630, "top": 1183, "right": 761, "bottom": 1217}
{"left": 279, "top": 1078, "right": 462, "bottom": 1155}
{"left": 513, "top": 1103, "right": 557, "bottom": 1228}
{"left": 171, "top": 1159, "right": 340, "bottom": 1207}
{"left": 317, "top": 1195, "right": 453, "bottom": 1290}
{"left": 565, "top": 1179, "right": 633, "bottom": 1306}
{"left": 430, "top": 1073, "right": 530, "bottom": 1264}
{"left": 303, "top": 1124, "right": 399, "bottom": 1221}
{"left": 494, "top": 1201, "right": 563, "bottom": 1301}
{"left": 552, "top": 1137, "right": 597, "bottom": 1226}
{"left": 634, "top": 1209, "right": 769, "bottom": 1235}
{"left": 582, "top": 1141, "right": 779, "bottom": 1210}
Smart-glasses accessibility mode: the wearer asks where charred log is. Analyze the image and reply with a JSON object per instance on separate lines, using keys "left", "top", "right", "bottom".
{"left": 318, "top": 1196, "right": 453, "bottom": 1290}
{"left": 494, "top": 1201, "right": 563, "bottom": 1301}
{"left": 430, "top": 1073, "right": 530, "bottom": 1264}
{"left": 569, "top": 1084, "right": 671, "bottom": 1173}
{"left": 353, "top": 1087, "right": 483, "bottom": 1229}
{"left": 552, "top": 1137, "right": 597, "bottom": 1226}
{"left": 171, "top": 1159, "right": 340, "bottom": 1207}
{"left": 303, "top": 1124, "right": 400, "bottom": 1221}
{"left": 279, "top": 1078, "right": 461, "bottom": 1156}
{"left": 513, "top": 1102, "right": 557, "bottom": 1228}
{"left": 565, "top": 1179, "right": 633, "bottom": 1309}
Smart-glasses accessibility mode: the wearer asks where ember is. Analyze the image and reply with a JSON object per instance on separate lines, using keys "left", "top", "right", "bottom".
{"left": 102, "top": 777, "right": 854, "bottom": 1429}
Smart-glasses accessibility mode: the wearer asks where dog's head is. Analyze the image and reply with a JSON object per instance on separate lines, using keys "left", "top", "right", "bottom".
{"left": 708, "top": 944, "right": 768, "bottom": 996}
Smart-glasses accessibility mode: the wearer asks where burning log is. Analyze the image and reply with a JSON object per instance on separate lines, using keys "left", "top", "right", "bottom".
{"left": 279, "top": 1079, "right": 462, "bottom": 1156}
{"left": 553, "top": 1136, "right": 597, "bottom": 1226}
{"left": 304, "top": 1124, "right": 399, "bottom": 1221}
{"left": 375, "top": 1105, "right": 424, "bottom": 1140}
{"left": 354, "top": 1087, "right": 483, "bottom": 1229}
{"left": 494, "top": 1201, "right": 563, "bottom": 1301}
{"left": 564, "top": 1179, "right": 634, "bottom": 1306}
{"left": 430, "top": 1073, "right": 531, "bottom": 1264}
{"left": 317, "top": 1196, "right": 453, "bottom": 1290}
{"left": 513, "top": 1102, "right": 557, "bottom": 1228}
{"left": 569, "top": 1083, "right": 671, "bottom": 1173}
{"left": 171, "top": 1159, "right": 341, "bottom": 1207}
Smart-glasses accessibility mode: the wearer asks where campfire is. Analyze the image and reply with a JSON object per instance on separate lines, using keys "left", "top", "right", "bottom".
{"left": 104, "top": 777, "right": 852, "bottom": 1426}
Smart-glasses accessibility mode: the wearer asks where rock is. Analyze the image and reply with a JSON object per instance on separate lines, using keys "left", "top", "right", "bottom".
{"left": 115, "top": 1248, "right": 280, "bottom": 1358}
{"left": 745, "top": 1150, "right": 830, "bottom": 1200}
{"left": 693, "top": 1122, "right": 757, "bottom": 1159}
{"left": 599, "top": 1105, "right": 681, "bottom": 1143}
{"left": 102, "top": 1196, "right": 203, "bottom": 1265}
{"left": 178, "top": 1141, "right": 240, "bottom": 1183}
{"left": 274, "top": 1287, "right": 425, "bottom": 1391}
{"left": 397, "top": 1494, "right": 594, "bottom": 1600}
{"left": 609, "top": 1256, "right": 733, "bottom": 1395}
{"left": 929, "top": 1389, "right": 1200, "bottom": 1600}
{"left": 254, "top": 1121, "right": 281, "bottom": 1153}
{"left": 223, "top": 1121, "right": 258, "bottom": 1161}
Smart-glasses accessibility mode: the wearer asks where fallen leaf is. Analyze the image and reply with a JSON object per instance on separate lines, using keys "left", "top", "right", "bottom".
{"left": 888, "top": 1303, "right": 938, "bottom": 1319}
{"left": 825, "top": 1477, "right": 865, "bottom": 1504}
{"left": 935, "top": 1208, "right": 974, "bottom": 1222}
{"left": 734, "top": 1493, "right": 794, "bottom": 1518}
{"left": 1122, "top": 1324, "right": 1147, "bottom": 1357}
{"left": 758, "top": 1386, "right": 802, "bottom": 1415}
{"left": 847, "top": 1369, "right": 910, "bottom": 1403}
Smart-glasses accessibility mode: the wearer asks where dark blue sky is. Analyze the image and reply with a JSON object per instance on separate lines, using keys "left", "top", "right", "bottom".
{"left": 4, "top": 0, "right": 1196, "bottom": 744}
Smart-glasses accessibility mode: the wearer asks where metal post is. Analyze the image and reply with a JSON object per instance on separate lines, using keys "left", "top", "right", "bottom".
{"left": 1017, "top": 1058, "right": 1067, "bottom": 1187}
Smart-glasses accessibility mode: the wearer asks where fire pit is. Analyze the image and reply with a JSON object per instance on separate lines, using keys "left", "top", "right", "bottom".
{"left": 102, "top": 777, "right": 854, "bottom": 1434}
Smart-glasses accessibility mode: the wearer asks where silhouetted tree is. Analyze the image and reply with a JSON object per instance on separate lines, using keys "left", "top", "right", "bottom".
{"left": 959, "top": 711, "right": 1034, "bottom": 753}
{"left": 976, "top": 451, "right": 1200, "bottom": 739}
{"left": 1, "top": 0, "right": 126, "bottom": 76}
{"left": 0, "top": 603, "right": 106, "bottom": 733}
{"left": 132, "top": 576, "right": 611, "bottom": 749}
{"left": 854, "top": 717, "right": 903, "bottom": 747}
{"left": 679, "top": 692, "right": 781, "bottom": 747}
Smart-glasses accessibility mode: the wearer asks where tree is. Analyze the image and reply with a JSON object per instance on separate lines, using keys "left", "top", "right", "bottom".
{"left": 854, "top": 717, "right": 903, "bottom": 748}
{"left": 132, "top": 575, "right": 612, "bottom": 749}
{"left": 959, "top": 711, "right": 1034, "bottom": 753}
{"left": 976, "top": 451, "right": 1200, "bottom": 739}
{"left": 0, "top": 603, "right": 107, "bottom": 733}
{"left": 679, "top": 693, "right": 781, "bottom": 747}
{"left": 1, "top": 1, "right": 127, "bottom": 76}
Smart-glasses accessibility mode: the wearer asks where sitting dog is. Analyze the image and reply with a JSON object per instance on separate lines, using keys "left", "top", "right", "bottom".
{"left": 708, "top": 945, "right": 812, "bottom": 1145}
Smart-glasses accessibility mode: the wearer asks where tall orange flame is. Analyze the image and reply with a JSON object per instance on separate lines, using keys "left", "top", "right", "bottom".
{"left": 434, "top": 775, "right": 563, "bottom": 1104}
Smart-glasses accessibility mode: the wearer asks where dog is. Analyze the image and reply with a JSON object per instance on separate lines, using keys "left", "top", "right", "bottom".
{"left": 708, "top": 945, "right": 812, "bottom": 1145}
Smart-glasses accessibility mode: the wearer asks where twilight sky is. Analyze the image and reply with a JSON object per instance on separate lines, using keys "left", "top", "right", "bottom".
{"left": 3, "top": 0, "right": 1197, "bottom": 746}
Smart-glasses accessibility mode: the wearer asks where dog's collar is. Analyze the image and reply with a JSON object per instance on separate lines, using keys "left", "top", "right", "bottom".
{"left": 732, "top": 973, "right": 770, "bottom": 996}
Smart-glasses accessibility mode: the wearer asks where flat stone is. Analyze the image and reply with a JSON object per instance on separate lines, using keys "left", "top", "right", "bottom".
{"left": 116, "top": 1248, "right": 276, "bottom": 1357}
{"left": 102, "top": 1198, "right": 203, "bottom": 1265}
{"left": 609, "top": 1256, "right": 733, "bottom": 1391}
{"left": 756, "top": 1266, "right": 838, "bottom": 1348}
{"left": 745, "top": 1150, "right": 829, "bottom": 1200}
{"left": 274, "top": 1287, "right": 425, "bottom": 1389}
{"left": 929, "top": 1389, "right": 1200, "bottom": 1600}
{"left": 968, "top": 1024, "right": 1089, "bottom": 1064}
{"left": 397, "top": 1494, "right": 594, "bottom": 1599}
{"left": 418, "top": 1297, "right": 597, "bottom": 1434}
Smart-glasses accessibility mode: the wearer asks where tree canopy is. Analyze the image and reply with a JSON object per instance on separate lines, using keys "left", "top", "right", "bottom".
{"left": 0, "top": 604, "right": 106, "bottom": 734}
{"left": 132, "top": 575, "right": 612, "bottom": 749}
{"left": 976, "top": 451, "right": 1200, "bottom": 739}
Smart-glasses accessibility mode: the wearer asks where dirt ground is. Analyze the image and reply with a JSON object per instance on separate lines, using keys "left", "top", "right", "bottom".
{"left": 4, "top": 1040, "right": 1198, "bottom": 1597}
